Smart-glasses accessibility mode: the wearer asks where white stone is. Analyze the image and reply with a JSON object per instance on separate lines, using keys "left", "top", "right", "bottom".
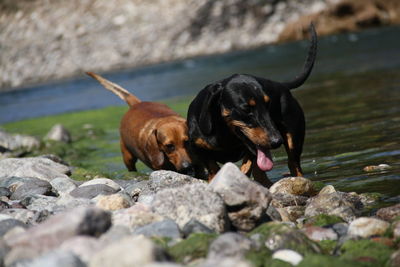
{"left": 272, "top": 249, "right": 303, "bottom": 266}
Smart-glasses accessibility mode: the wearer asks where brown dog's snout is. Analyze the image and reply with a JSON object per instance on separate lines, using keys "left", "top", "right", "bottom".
{"left": 178, "top": 161, "right": 194, "bottom": 176}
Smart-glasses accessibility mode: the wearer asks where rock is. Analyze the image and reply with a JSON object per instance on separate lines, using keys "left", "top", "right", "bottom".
{"left": 363, "top": 164, "right": 390, "bottom": 172}
{"left": 0, "top": 157, "right": 71, "bottom": 181}
{"left": 44, "top": 124, "right": 72, "bottom": 143}
{"left": 304, "top": 214, "right": 344, "bottom": 227}
{"left": 209, "top": 163, "right": 272, "bottom": 231}
{"left": 69, "top": 184, "right": 118, "bottom": 199}
{"left": 0, "top": 187, "right": 11, "bottom": 197}
{"left": 348, "top": 217, "right": 390, "bottom": 238}
{"left": 1, "top": 208, "right": 36, "bottom": 225}
{"left": 135, "top": 170, "right": 205, "bottom": 205}
{"left": 301, "top": 226, "right": 338, "bottom": 241}
{"left": 89, "top": 235, "right": 168, "bottom": 267}
{"left": 0, "top": 130, "right": 40, "bottom": 153}
{"left": 59, "top": 236, "right": 103, "bottom": 264}
{"left": 0, "top": 200, "right": 11, "bottom": 211}
{"left": 152, "top": 183, "right": 228, "bottom": 233}
{"left": 22, "top": 250, "right": 86, "bottom": 267}
{"left": 393, "top": 221, "right": 400, "bottom": 239}
{"left": 10, "top": 177, "right": 52, "bottom": 200}
{"left": 134, "top": 219, "right": 182, "bottom": 239}
{"left": 50, "top": 177, "right": 78, "bottom": 196}
{"left": 248, "top": 222, "right": 321, "bottom": 254}
{"left": 276, "top": 206, "right": 305, "bottom": 222}
{"left": 112, "top": 203, "right": 164, "bottom": 230}
{"left": 266, "top": 205, "right": 282, "bottom": 221}
{"left": 80, "top": 178, "right": 122, "bottom": 191}
{"left": 332, "top": 223, "right": 349, "bottom": 238}
{"left": 376, "top": 203, "right": 400, "bottom": 222}
{"left": 304, "top": 192, "right": 362, "bottom": 222}
{"left": 20, "top": 194, "right": 58, "bottom": 212}
{"left": 269, "top": 177, "right": 316, "bottom": 197}
{"left": 271, "top": 193, "right": 308, "bottom": 208}
{"left": 207, "top": 232, "right": 255, "bottom": 259}
{"left": 99, "top": 225, "right": 131, "bottom": 244}
{"left": 272, "top": 249, "right": 304, "bottom": 266}
{"left": 318, "top": 185, "right": 336, "bottom": 195}
{"left": 95, "top": 192, "right": 132, "bottom": 210}
{"left": 5, "top": 207, "right": 111, "bottom": 254}
{"left": 0, "top": 218, "right": 28, "bottom": 236}
{"left": 182, "top": 219, "right": 215, "bottom": 237}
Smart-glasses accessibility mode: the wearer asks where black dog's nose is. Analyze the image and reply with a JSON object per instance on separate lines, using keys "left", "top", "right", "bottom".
{"left": 270, "top": 138, "right": 283, "bottom": 149}
{"left": 180, "top": 162, "right": 195, "bottom": 176}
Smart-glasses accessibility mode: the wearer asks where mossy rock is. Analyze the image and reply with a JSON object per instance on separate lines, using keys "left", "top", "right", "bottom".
{"left": 339, "top": 239, "right": 394, "bottom": 266}
{"left": 304, "top": 214, "right": 344, "bottom": 227}
{"left": 298, "top": 254, "right": 363, "bottom": 267}
{"left": 248, "top": 222, "right": 321, "bottom": 255}
{"left": 318, "top": 240, "right": 338, "bottom": 255}
{"left": 167, "top": 233, "right": 218, "bottom": 263}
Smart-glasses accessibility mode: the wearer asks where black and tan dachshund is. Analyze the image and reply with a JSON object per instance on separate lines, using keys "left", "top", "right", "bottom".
{"left": 187, "top": 24, "right": 317, "bottom": 186}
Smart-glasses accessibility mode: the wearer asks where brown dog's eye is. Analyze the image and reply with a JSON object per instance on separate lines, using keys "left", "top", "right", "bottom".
{"left": 165, "top": 144, "right": 175, "bottom": 152}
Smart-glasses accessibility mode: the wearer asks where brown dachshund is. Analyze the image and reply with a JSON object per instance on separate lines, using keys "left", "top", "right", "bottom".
{"left": 86, "top": 72, "right": 194, "bottom": 175}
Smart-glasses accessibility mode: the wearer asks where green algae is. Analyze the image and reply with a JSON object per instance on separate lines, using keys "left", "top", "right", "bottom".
{"left": 167, "top": 233, "right": 218, "bottom": 264}
{"left": 298, "top": 254, "right": 363, "bottom": 267}
{"left": 304, "top": 214, "right": 344, "bottom": 227}
{"left": 339, "top": 239, "right": 395, "bottom": 266}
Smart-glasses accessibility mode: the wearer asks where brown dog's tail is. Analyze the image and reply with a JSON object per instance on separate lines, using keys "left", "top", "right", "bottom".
{"left": 86, "top": 72, "right": 141, "bottom": 106}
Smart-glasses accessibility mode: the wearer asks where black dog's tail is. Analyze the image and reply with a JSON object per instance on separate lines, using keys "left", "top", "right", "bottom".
{"left": 282, "top": 23, "right": 318, "bottom": 90}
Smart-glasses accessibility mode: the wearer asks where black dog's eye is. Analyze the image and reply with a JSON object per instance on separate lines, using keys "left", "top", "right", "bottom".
{"left": 165, "top": 144, "right": 175, "bottom": 152}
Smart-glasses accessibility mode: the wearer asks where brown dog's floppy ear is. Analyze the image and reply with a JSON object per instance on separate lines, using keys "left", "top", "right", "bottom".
{"left": 144, "top": 129, "right": 165, "bottom": 169}
{"left": 199, "top": 83, "right": 222, "bottom": 135}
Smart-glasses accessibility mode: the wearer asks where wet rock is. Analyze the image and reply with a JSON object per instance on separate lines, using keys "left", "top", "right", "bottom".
{"left": 358, "top": 192, "right": 382, "bottom": 207}
{"left": 207, "top": 232, "right": 255, "bottom": 259}
{"left": 112, "top": 203, "right": 164, "bottom": 230}
{"left": 94, "top": 192, "right": 132, "bottom": 211}
{"left": 0, "top": 218, "right": 28, "bottom": 236}
{"left": 269, "top": 176, "right": 316, "bottom": 197}
{"left": 182, "top": 219, "right": 215, "bottom": 237}
{"left": 70, "top": 184, "right": 118, "bottom": 199}
{"left": 152, "top": 183, "right": 228, "bottom": 233}
{"left": 23, "top": 250, "right": 86, "bottom": 267}
{"left": 348, "top": 217, "right": 390, "bottom": 238}
{"left": 304, "top": 192, "right": 362, "bottom": 222}
{"left": 50, "top": 177, "right": 78, "bottom": 196}
{"left": 10, "top": 177, "right": 52, "bottom": 200}
{"left": 44, "top": 124, "right": 72, "bottom": 143}
{"left": 376, "top": 203, "right": 400, "bottom": 222}
{"left": 0, "top": 157, "right": 71, "bottom": 181}
{"left": 89, "top": 235, "right": 168, "bottom": 267}
{"left": 5, "top": 207, "right": 111, "bottom": 254}
{"left": 80, "top": 178, "right": 122, "bottom": 191}
{"left": 271, "top": 193, "right": 308, "bottom": 208}
{"left": 363, "top": 164, "right": 391, "bottom": 172}
{"left": 0, "top": 130, "right": 40, "bottom": 155}
{"left": 209, "top": 163, "right": 271, "bottom": 231}
{"left": 249, "top": 222, "right": 321, "bottom": 254}
{"left": 272, "top": 249, "right": 303, "bottom": 266}
{"left": 59, "top": 236, "right": 103, "bottom": 264}
{"left": 302, "top": 226, "right": 338, "bottom": 241}
{"left": 134, "top": 219, "right": 182, "bottom": 239}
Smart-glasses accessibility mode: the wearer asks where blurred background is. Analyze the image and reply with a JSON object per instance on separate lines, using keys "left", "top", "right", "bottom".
{"left": 1, "top": 0, "right": 399, "bottom": 203}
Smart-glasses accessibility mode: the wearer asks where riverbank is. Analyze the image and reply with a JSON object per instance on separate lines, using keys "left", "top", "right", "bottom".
{"left": 1, "top": 0, "right": 400, "bottom": 91}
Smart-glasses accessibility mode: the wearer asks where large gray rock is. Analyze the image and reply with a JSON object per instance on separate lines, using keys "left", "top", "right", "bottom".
{"left": 152, "top": 183, "right": 228, "bottom": 233}
{"left": 133, "top": 170, "right": 205, "bottom": 205}
{"left": 69, "top": 184, "right": 118, "bottom": 199}
{"left": 89, "top": 235, "right": 168, "bottom": 267}
{"left": 0, "top": 157, "right": 71, "bottom": 181}
{"left": 0, "top": 218, "right": 28, "bottom": 236}
{"left": 5, "top": 207, "right": 111, "bottom": 254}
{"left": 10, "top": 177, "right": 52, "bottom": 200}
{"left": 80, "top": 178, "right": 122, "bottom": 191}
{"left": 209, "top": 163, "right": 272, "bottom": 231}
{"left": 304, "top": 191, "right": 363, "bottom": 222}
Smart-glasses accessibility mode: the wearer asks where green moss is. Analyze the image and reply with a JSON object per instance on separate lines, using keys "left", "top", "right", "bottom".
{"left": 304, "top": 214, "right": 344, "bottom": 227}
{"left": 298, "top": 254, "right": 363, "bottom": 267}
{"left": 167, "top": 233, "right": 218, "bottom": 263}
{"left": 312, "top": 181, "right": 326, "bottom": 192}
{"left": 151, "top": 236, "right": 172, "bottom": 250}
{"left": 319, "top": 240, "right": 338, "bottom": 255}
{"left": 339, "top": 239, "right": 394, "bottom": 266}
{"left": 245, "top": 249, "right": 273, "bottom": 267}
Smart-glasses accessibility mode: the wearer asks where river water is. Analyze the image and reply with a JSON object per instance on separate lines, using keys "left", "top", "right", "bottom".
{"left": 1, "top": 26, "right": 399, "bottom": 204}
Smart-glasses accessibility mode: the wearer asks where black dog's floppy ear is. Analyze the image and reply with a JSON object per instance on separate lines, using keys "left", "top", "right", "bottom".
{"left": 199, "top": 83, "right": 222, "bottom": 135}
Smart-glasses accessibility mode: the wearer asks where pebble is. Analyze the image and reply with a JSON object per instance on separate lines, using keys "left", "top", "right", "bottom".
{"left": 272, "top": 249, "right": 303, "bottom": 266}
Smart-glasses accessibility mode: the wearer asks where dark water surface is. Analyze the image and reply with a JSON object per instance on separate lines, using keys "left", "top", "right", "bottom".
{"left": 1, "top": 26, "right": 399, "bottom": 203}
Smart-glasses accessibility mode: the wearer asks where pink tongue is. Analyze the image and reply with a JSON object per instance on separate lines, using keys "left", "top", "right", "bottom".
{"left": 257, "top": 149, "right": 273, "bottom": 171}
